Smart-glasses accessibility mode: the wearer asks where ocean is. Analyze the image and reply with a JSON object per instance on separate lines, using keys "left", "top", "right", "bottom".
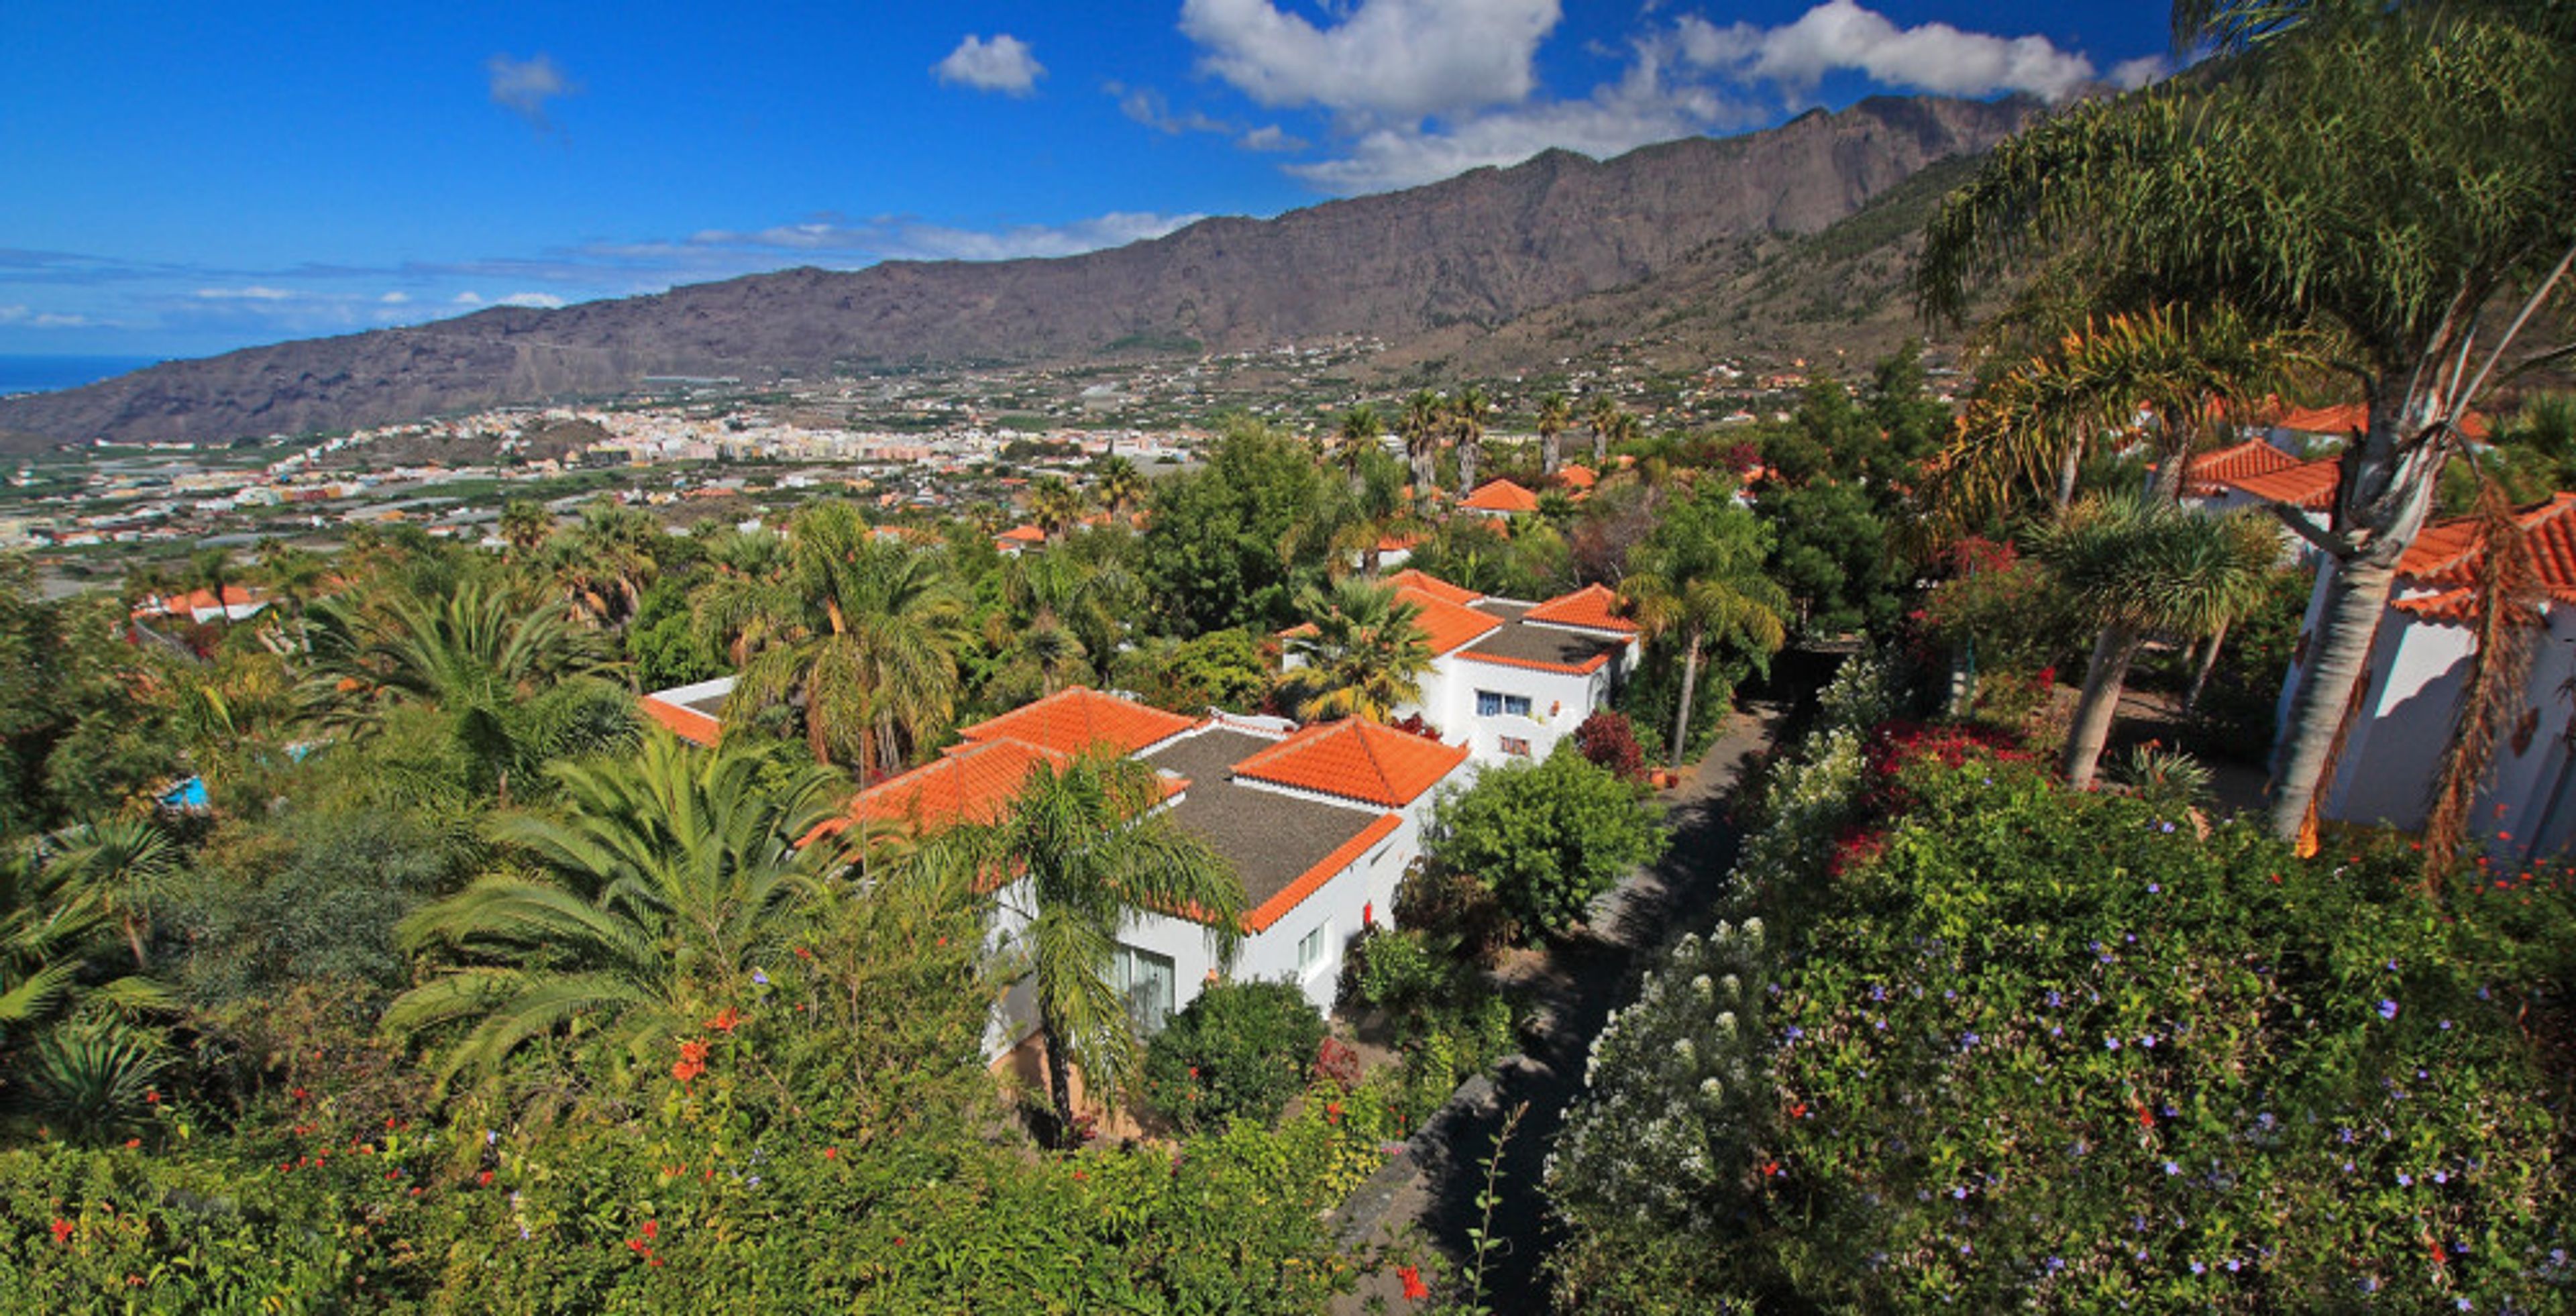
{"left": 0, "top": 354, "right": 163, "bottom": 394}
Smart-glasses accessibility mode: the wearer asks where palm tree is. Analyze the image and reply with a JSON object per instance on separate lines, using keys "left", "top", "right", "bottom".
{"left": 1279, "top": 578, "right": 1436, "bottom": 723}
{"left": 729, "top": 501, "right": 968, "bottom": 776}
{"left": 1619, "top": 485, "right": 1790, "bottom": 770}
{"left": 2, "top": 826, "right": 171, "bottom": 1040}
{"left": 384, "top": 733, "right": 847, "bottom": 1084}
{"left": 189, "top": 547, "right": 235, "bottom": 623}
{"left": 498, "top": 499, "right": 552, "bottom": 563}
{"left": 255, "top": 538, "right": 329, "bottom": 650}
{"left": 303, "top": 578, "right": 630, "bottom": 802}
{"left": 1537, "top": 392, "right": 1573, "bottom": 478}
{"left": 1919, "top": 3, "right": 2576, "bottom": 838}
{"left": 1336, "top": 405, "right": 1385, "bottom": 488}
{"left": 2035, "top": 498, "right": 2282, "bottom": 789}
{"left": 1400, "top": 390, "right": 1446, "bottom": 496}
{"left": 1028, "top": 477, "right": 1087, "bottom": 544}
{"left": 1919, "top": 303, "right": 2319, "bottom": 547}
{"left": 1587, "top": 396, "right": 1622, "bottom": 468}
{"left": 548, "top": 500, "right": 663, "bottom": 630}
{"left": 1452, "top": 386, "right": 1493, "bottom": 496}
{"left": 1092, "top": 457, "right": 1148, "bottom": 519}
{"left": 916, "top": 753, "right": 1242, "bottom": 1145}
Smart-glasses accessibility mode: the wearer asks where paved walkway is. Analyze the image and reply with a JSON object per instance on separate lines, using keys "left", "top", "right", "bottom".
{"left": 1330, "top": 701, "right": 1791, "bottom": 1315}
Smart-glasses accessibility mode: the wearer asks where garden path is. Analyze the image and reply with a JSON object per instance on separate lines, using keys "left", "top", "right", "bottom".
{"left": 1330, "top": 693, "right": 1798, "bottom": 1314}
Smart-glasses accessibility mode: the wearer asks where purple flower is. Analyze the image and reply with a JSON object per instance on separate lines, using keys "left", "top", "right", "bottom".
{"left": 2105, "top": 1037, "right": 2122, "bottom": 1050}
{"left": 752, "top": 969, "right": 770, "bottom": 986}
{"left": 2377, "top": 999, "right": 2399, "bottom": 1021}
{"left": 2190, "top": 1261, "right": 2206, "bottom": 1275}
{"left": 2397, "top": 1172, "right": 2414, "bottom": 1187}
{"left": 2158, "top": 820, "right": 2176, "bottom": 833}
{"left": 2147, "top": 883, "right": 2161, "bottom": 894}
{"left": 2226, "top": 1259, "right": 2241, "bottom": 1273}
{"left": 2046, "top": 990, "right": 2062, "bottom": 1008}
{"left": 2163, "top": 1160, "right": 2181, "bottom": 1175}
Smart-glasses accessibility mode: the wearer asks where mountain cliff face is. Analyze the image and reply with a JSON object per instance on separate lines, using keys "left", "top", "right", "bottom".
{"left": 0, "top": 95, "right": 2037, "bottom": 448}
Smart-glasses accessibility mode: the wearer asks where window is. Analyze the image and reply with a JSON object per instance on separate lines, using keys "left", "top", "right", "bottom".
{"left": 1499, "top": 736, "right": 1533, "bottom": 758}
{"left": 1297, "top": 924, "right": 1328, "bottom": 977}
{"left": 1475, "top": 690, "right": 1533, "bottom": 718}
{"left": 1111, "top": 944, "right": 1177, "bottom": 1034}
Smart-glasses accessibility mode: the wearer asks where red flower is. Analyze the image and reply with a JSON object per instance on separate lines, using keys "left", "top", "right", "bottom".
{"left": 123, "top": 1138, "right": 141, "bottom": 1150}
{"left": 143, "top": 1090, "right": 159, "bottom": 1105}
{"left": 704, "top": 1007, "right": 742, "bottom": 1034}
{"left": 1398, "top": 1264, "right": 1430, "bottom": 1301}
{"left": 679, "top": 1040, "right": 710, "bottom": 1065}
{"left": 643, "top": 1220, "right": 659, "bottom": 1240}
{"left": 794, "top": 946, "right": 813, "bottom": 960}
{"left": 2137, "top": 1104, "right": 2155, "bottom": 1129}
{"left": 671, "top": 1058, "right": 704, "bottom": 1084}
{"left": 477, "top": 1170, "right": 494, "bottom": 1187}
{"left": 1760, "top": 1160, "right": 1782, "bottom": 1178}
{"left": 1788, "top": 1102, "right": 1808, "bottom": 1119}
{"left": 822, "top": 1146, "right": 838, "bottom": 1160}
{"left": 50, "top": 1219, "right": 74, "bottom": 1245}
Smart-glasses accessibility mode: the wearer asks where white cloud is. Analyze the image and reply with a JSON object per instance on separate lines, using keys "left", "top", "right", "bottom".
{"left": 192, "top": 286, "right": 297, "bottom": 300}
{"left": 1179, "top": 0, "right": 1562, "bottom": 119}
{"left": 1112, "top": 83, "right": 1234, "bottom": 136}
{"left": 379, "top": 291, "right": 411, "bottom": 304}
{"left": 497, "top": 292, "right": 566, "bottom": 309}
{"left": 934, "top": 34, "right": 1045, "bottom": 96}
{"left": 486, "top": 53, "right": 577, "bottom": 130}
{"left": 1287, "top": 48, "right": 1760, "bottom": 193}
{"left": 1674, "top": 2, "right": 2097, "bottom": 101}
{"left": 682, "top": 209, "right": 1204, "bottom": 264}
{"left": 1236, "top": 125, "right": 1308, "bottom": 152}
{"left": 2108, "top": 54, "right": 2171, "bottom": 89}
{"left": 453, "top": 292, "right": 484, "bottom": 306}
{"left": 0, "top": 305, "right": 97, "bottom": 328}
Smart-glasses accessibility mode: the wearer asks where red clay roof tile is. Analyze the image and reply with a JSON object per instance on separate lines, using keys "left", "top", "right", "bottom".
{"left": 955, "top": 686, "right": 1199, "bottom": 757}
{"left": 2184, "top": 440, "right": 2302, "bottom": 496}
{"left": 1460, "top": 479, "right": 1541, "bottom": 513}
{"left": 1523, "top": 583, "right": 1638, "bottom": 635}
{"left": 1230, "top": 718, "right": 1468, "bottom": 808}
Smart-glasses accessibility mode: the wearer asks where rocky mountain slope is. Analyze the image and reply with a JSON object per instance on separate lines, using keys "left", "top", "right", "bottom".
{"left": 0, "top": 95, "right": 2037, "bottom": 449}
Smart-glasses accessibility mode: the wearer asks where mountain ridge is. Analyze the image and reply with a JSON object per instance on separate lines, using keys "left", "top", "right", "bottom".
{"left": 0, "top": 94, "right": 2039, "bottom": 449}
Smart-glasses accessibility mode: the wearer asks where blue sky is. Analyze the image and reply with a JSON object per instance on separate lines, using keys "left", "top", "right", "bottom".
{"left": 1, "top": 1, "right": 2176, "bottom": 360}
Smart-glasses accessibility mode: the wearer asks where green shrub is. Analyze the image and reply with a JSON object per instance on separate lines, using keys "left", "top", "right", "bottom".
{"left": 1140, "top": 981, "right": 1328, "bottom": 1134}
{"left": 1425, "top": 750, "right": 1666, "bottom": 939}
{"left": 1551, "top": 753, "right": 2576, "bottom": 1313}
{"left": 1352, "top": 927, "right": 1446, "bottom": 1018}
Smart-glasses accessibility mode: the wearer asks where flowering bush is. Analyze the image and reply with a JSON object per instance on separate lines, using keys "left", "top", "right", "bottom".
{"left": 1140, "top": 980, "right": 1327, "bottom": 1134}
{"left": 1551, "top": 751, "right": 2576, "bottom": 1313}
{"left": 1572, "top": 710, "right": 1649, "bottom": 782}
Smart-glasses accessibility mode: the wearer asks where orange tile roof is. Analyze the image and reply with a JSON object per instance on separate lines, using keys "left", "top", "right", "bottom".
{"left": 1376, "top": 531, "right": 1424, "bottom": 552}
{"left": 2222, "top": 456, "right": 2341, "bottom": 511}
{"left": 996, "top": 524, "right": 1046, "bottom": 544}
{"left": 2184, "top": 440, "right": 2301, "bottom": 496}
{"left": 136, "top": 585, "right": 270, "bottom": 619}
{"left": 956, "top": 686, "right": 1199, "bottom": 757}
{"left": 1523, "top": 583, "right": 1638, "bottom": 635}
{"left": 1460, "top": 479, "right": 1541, "bottom": 514}
{"left": 806, "top": 737, "right": 1071, "bottom": 842}
{"left": 1242, "top": 812, "right": 1402, "bottom": 934}
{"left": 2273, "top": 401, "right": 2489, "bottom": 441}
{"left": 1382, "top": 569, "right": 1482, "bottom": 606}
{"left": 1393, "top": 585, "right": 1505, "bottom": 655}
{"left": 1230, "top": 718, "right": 1469, "bottom": 808}
{"left": 639, "top": 696, "right": 722, "bottom": 747}
{"left": 2396, "top": 492, "right": 2576, "bottom": 618}
{"left": 1556, "top": 463, "right": 1598, "bottom": 491}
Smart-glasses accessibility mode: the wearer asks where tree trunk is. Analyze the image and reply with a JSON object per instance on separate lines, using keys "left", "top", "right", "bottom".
{"left": 1542, "top": 431, "right": 1561, "bottom": 477}
{"left": 1409, "top": 441, "right": 1436, "bottom": 496}
{"left": 1458, "top": 437, "right": 1479, "bottom": 496}
{"left": 1592, "top": 428, "right": 1608, "bottom": 468}
{"left": 2184, "top": 614, "right": 2231, "bottom": 712}
{"left": 1040, "top": 1019, "right": 1077, "bottom": 1148}
{"left": 2061, "top": 624, "right": 2144, "bottom": 789}
{"left": 2267, "top": 554, "right": 2400, "bottom": 840}
{"left": 2056, "top": 441, "right": 2083, "bottom": 508}
{"left": 1670, "top": 630, "right": 1703, "bottom": 771}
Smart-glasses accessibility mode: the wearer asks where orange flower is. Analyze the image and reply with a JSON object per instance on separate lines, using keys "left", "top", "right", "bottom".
{"left": 642, "top": 1220, "right": 658, "bottom": 1240}
{"left": 1397, "top": 1264, "right": 1430, "bottom": 1301}
{"left": 50, "top": 1219, "right": 74, "bottom": 1245}
{"left": 704, "top": 1007, "right": 742, "bottom": 1034}
{"left": 679, "top": 1040, "right": 710, "bottom": 1065}
{"left": 671, "top": 1058, "right": 705, "bottom": 1084}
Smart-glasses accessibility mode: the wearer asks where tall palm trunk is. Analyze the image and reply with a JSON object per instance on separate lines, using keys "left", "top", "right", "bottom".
{"left": 2061, "top": 624, "right": 2145, "bottom": 789}
{"left": 1457, "top": 436, "right": 1479, "bottom": 495}
{"left": 2184, "top": 615, "right": 2229, "bottom": 712}
{"left": 1041, "top": 1016, "right": 1079, "bottom": 1148}
{"left": 1409, "top": 441, "right": 1436, "bottom": 496}
{"left": 1669, "top": 629, "right": 1704, "bottom": 772}
{"left": 1591, "top": 427, "right": 1608, "bottom": 468}
{"left": 2056, "top": 440, "right": 2084, "bottom": 508}
{"left": 2268, "top": 554, "right": 2400, "bottom": 838}
{"left": 1542, "top": 429, "right": 1561, "bottom": 477}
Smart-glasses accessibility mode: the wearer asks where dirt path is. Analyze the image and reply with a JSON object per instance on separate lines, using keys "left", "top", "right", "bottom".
{"left": 1332, "top": 698, "right": 1793, "bottom": 1314}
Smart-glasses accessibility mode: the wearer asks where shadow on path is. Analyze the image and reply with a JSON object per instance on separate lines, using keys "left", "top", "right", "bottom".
{"left": 1334, "top": 694, "right": 1798, "bottom": 1313}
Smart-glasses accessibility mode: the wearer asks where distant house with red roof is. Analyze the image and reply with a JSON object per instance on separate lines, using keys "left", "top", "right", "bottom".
{"left": 643, "top": 678, "right": 1477, "bottom": 1043}
{"left": 2282, "top": 492, "right": 2576, "bottom": 857}
{"left": 994, "top": 524, "right": 1047, "bottom": 557}
{"left": 1285, "top": 570, "right": 1643, "bottom": 766}
{"left": 1459, "top": 478, "right": 1542, "bottom": 516}
{"left": 133, "top": 585, "right": 274, "bottom": 625}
